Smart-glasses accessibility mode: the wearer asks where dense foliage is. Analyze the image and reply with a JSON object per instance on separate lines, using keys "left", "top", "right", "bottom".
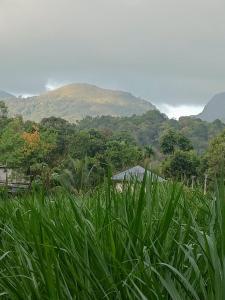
{"left": 78, "top": 110, "right": 225, "bottom": 154}
{"left": 1, "top": 104, "right": 225, "bottom": 188}
{"left": 159, "top": 129, "right": 200, "bottom": 181}
{"left": 0, "top": 117, "right": 57, "bottom": 171}
{"left": 203, "top": 129, "right": 225, "bottom": 178}
{"left": 0, "top": 112, "right": 144, "bottom": 188}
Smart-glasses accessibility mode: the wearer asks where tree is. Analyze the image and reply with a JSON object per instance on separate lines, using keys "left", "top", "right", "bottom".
{"left": 0, "top": 118, "right": 25, "bottom": 167}
{"left": 160, "top": 129, "right": 193, "bottom": 155}
{"left": 40, "top": 117, "right": 75, "bottom": 162}
{"left": 105, "top": 140, "right": 143, "bottom": 171}
{"left": 0, "top": 102, "right": 9, "bottom": 136}
{"left": 143, "top": 145, "right": 155, "bottom": 168}
{"left": 203, "top": 129, "right": 225, "bottom": 178}
{"left": 160, "top": 130, "right": 198, "bottom": 181}
{"left": 162, "top": 150, "right": 200, "bottom": 180}
{"left": 160, "top": 130, "right": 179, "bottom": 154}
{"left": 21, "top": 125, "right": 58, "bottom": 172}
{"left": 0, "top": 117, "right": 57, "bottom": 181}
{"left": 176, "top": 132, "right": 193, "bottom": 152}
{"left": 22, "top": 128, "right": 41, "bottom": 155}
{"left": 59, "top": 158, "right": 94, "bottom": 194}
{"left": 0, "top": 101, "right": 8, "bottom": 118}
{"left": 69, "top": 129, "right": 107, "bottom": 160}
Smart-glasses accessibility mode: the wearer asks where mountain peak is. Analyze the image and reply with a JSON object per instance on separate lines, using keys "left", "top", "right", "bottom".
{"left": 45, "top": 83, "right": 143, "bottom": 101}
{"left": 197, "top": 92, "right": 225, "bottom": 122}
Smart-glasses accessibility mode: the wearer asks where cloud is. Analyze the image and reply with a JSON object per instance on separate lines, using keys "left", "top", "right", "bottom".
{"left": 18, "top": 93, "right": 37, "bottom": 99}
{"left": 156, "top": 104, "right": 204, "bottom": 119}
{"left": 45, "top": 79, "right": 70, "bottom": 92}
{"left": 0, "top": 0, "right": 224, "bottom": 105}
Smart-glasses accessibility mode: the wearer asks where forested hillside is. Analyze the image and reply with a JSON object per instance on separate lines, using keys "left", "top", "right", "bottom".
{"left": 78, "top": 110, "right": 225, "bottom": 154}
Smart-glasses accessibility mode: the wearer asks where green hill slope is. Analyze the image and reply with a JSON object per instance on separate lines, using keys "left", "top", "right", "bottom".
{"left": 4, "top": 83, "right": 156, "bottom": 122}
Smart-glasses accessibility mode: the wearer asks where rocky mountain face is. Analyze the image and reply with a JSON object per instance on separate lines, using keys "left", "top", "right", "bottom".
{"left": 2, "top": 83, "right": 156, "bottom": 123}
{"left": 197, "top": 92, "right": 225, "bottom": 122}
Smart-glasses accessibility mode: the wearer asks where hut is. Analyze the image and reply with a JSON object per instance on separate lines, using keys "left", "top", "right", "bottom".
{"left": 0, "top": 166, "right": 8, "bottom": 184}
{"left": 112, "top": 165, "right": 165, "bottom": 191}
{"left": 0, "top": 165, "right": 30, "bottom": 191}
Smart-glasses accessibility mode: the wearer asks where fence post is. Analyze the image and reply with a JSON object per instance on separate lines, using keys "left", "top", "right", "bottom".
{"left": 5, "top": 168, "right": 8, "bottom": 187}
{"left": 204, "top": 174, "right": 208, "bottom": 195}
{"left": 191, "top": 176, "right": 195, "bottom": 189}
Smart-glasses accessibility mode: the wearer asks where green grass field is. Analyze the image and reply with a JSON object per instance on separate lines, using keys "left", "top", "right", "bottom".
{"left": 0, "top": 176, "right": 224, "bottom": 299}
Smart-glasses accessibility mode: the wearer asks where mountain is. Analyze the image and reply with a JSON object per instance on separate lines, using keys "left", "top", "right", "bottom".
{"left": 0, "top": 90, "right": 16, "bottom": 100}
{"left": 197, "top": 92, "right": 225, "bottom": 122}
{"left": 3, "top": 83, "right": 156, "bottom": 123}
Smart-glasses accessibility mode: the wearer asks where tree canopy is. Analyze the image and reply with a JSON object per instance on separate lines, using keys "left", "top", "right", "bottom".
{"left": 1, "top": 102, "right": 225, "bottom": 189}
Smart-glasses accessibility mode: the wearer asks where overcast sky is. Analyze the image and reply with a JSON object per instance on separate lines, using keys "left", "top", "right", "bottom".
{"left": 0, "top": 0, "right": 225, "bottom": 113}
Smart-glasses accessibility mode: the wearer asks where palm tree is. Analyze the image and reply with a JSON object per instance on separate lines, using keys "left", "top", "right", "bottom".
{"left": 144, "top": 145, "right": 155, "bottom": 168}
{"left": 59, "top": 157, "right": 94, "bottom": 194}
{"left": 145, "top": 145, "right": 155, "bottom": 158}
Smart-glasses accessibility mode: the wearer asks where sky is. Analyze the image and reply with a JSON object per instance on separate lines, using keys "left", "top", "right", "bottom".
{"left": 0, "top": 0, "right": 225, "bottom": 118}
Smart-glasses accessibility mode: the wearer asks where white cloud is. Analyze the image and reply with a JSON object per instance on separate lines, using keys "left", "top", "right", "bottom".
{"left": 156, "top": 104, "right": 204, "bottom": 119}
{"left": 45, "top": 79, "right": 70, "bottom": 91}
{"left": 14, "top": 93, "right": 37, "bottom": 98}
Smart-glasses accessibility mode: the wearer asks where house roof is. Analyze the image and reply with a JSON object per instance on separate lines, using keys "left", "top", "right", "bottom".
{"left": 112, "top": 165, "right": 165, "bottom": 182}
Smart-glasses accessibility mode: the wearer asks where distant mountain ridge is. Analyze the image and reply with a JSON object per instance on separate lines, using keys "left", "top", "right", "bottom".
{"left": 2, "top": 83, "right": 156, "bottom": 123}
{"left": 197, "top": 92, "right": 225, "bottom": 122}
{"left": 0, "top": 90, "right": 16, "bottom": 100}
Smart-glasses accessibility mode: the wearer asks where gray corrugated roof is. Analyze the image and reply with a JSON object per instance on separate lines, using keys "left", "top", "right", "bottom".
{"left": 112, "top": 165, "right": 165, "bottom": 182}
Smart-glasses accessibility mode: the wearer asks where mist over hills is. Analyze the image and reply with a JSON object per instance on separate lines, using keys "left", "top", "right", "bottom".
{"left": 197, "top": 92, "right": 225, "bottom": 122}
{"left": 2, "top": 83, "right": 156, "bottom": 123}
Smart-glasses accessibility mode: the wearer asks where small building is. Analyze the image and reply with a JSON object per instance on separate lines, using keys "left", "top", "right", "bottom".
{"left": 0, "top": 166, "right": 7, "bottom": 183}
{"left": 0, "top": 165, "right": 30, "bottom": 191}
{"left": 112, "top": 165, "right": 165, "bottom": 191}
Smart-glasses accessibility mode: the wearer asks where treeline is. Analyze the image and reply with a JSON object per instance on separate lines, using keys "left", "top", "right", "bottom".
{"left": 0, "top": 101, "right": 225, "bottom": 190}
{"left": 78, "top": 110, "right": 225, "bottom": 154}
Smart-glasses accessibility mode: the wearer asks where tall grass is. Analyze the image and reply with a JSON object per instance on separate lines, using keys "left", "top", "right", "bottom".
{"left": 0, "top": 177, "right": 224, "bottom": 299}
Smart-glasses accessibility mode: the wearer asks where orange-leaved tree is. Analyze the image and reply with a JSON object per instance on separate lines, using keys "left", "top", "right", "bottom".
{"left": 22, "top": 127, "right": 41, "bottom": 155}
